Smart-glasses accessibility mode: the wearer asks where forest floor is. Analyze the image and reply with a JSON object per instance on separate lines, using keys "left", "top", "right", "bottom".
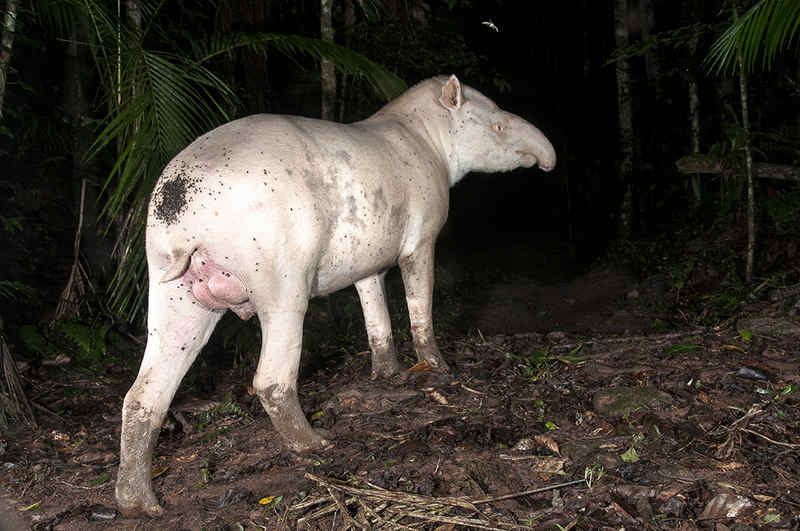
{"left": 1, "top": 258, "right": 799, "bottom": 530}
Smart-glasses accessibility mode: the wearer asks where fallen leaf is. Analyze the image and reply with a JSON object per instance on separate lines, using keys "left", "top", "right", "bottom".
{"left": 18, "top": 501, "right": 40, "bottom": 512}
{"left": 534, "top": 434, "right": 561, "bottom": 455}
{"left": 529, "top": 456, "right": 567, "bottom": 474}
{"left": 408, "top": 361, "right": 432, "bottom": 373}
{"left": 699, "top": 493, "right": 752, "bottom": 520}
{"left": 428, "top": 390, "right": 448, "bottom": 405}
{"left": 511, "top": 438, "right": 534, "bottom": 451}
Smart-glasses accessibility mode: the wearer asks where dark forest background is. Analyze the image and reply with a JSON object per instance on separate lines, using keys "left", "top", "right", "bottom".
{"left": 1, "top": 0, "right": 799, "bottom": 367}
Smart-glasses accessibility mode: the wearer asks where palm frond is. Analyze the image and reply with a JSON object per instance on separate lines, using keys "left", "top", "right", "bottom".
{"left": 88, "top": 45, "right": 235, "bottom": 321}
{"left": 31, "top": 0, "right": 82, "bottom": 37}
{"left": 75, "top": 0, "right": 405, "bottom": 322}
{"left": 706, "top": 0, "right": 800, "bottom": 75}
{"left": 194, "top": 32, "right": 406, "bottom": 100}
{"left": 91, "top": 50, "right": 234, "bottom": 218}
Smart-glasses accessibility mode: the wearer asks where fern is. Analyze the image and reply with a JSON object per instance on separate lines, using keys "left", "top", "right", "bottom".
{"left": 0, "top": 281, "right": 35, "bottom": 302}
{"left": 54, "top": 321, "right": 111, "bottom": 366}
{"left": 19, "top": 325, "right": 49, "bottom": 356}
{"left": 192, "top": 393, "right": 248, "bottom": 432}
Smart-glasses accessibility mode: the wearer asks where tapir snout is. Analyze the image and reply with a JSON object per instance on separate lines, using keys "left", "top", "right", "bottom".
{"left": 116, "top": 74, "right": 556, "bottom": 517}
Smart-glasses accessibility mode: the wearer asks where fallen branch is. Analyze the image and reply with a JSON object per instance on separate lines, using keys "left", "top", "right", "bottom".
{"left": 676, "top": 154, "right": 800, "bottom": 182}
{"left": 304, "top": 472, "right": 480, "bottom": 512}
{"left": 326, "top": 486, "right": 365, "bottom": 530}
{"left": 740, "top": 428, "right": 800, "bottom": 449}
{"left": 472, "top": 478, "right": 586, "bottom": 504}
{"left": 299, "top": 472, "right": 585, "bottom": 530}
{"left": 379, "top": 509, "right": 514, "bottom": 531}
{"left": 550, "top": 328, "right": 709, "bottom": 353}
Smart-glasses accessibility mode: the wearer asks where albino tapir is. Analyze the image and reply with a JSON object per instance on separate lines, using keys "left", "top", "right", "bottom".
{"left": 116, "top": 75, "right": 555, "bottom": 516}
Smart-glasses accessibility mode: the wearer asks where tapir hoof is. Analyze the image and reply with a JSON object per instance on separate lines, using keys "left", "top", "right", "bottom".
{"left": 116, "top": 482, "right": 164, "bottom": 518}
{"left": 370, "top": 357, "right": 404, "bottom": 380}
{"left": 421, "top": 355, "right": 451, "bottom": 374}
{"left": 118, "top": 502, "right": 164, "bottom": 519}
{"left": 287, "top": 431, "right": 330, "bottom": 453}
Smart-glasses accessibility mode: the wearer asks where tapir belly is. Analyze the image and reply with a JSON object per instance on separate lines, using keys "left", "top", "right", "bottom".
{"left": 169, "top": 228, "right": 406, "bottom": 319}
{"left": 161, "top": 187, "right": 415, "bottom": 317}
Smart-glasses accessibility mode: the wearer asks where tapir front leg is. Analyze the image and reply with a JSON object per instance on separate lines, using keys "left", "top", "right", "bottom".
{"left": 398, "top": 242, "right": 450, "bottom": 372}
{"left": 252, "top": 306, "right": 328, "bottom": 451}
{"left": 355, "top": 273, "right": 403, "bottom": 379}
{"left": 116, "top": 279, "right": 223, "bottom": 517}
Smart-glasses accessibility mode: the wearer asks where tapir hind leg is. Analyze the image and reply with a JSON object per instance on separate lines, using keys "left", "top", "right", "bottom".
{"left": 355, "top": 273, "right": 403, "bottom": 379}
{"left": 251, "top": 288, "right": 328, "bottom": 451}
{"left": 116, "top": 278, "right": 222, "bottom": 517}
{"left": 398, "top": 242, "right": 450, "bottom": 372}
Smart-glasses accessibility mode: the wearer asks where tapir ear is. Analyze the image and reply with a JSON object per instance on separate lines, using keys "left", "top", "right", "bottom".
{"left": 439, "top": 75, "right": 463, "bottom": 111}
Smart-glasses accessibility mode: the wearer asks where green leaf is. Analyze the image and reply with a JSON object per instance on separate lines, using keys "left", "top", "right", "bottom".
{"left": 667, "top": 343, "right": 703, "bottom": 356}
{"left": 19, "top": 325, "right": 48, "bottom": 355}
{"left": 620, "top": 447, "right": 640, "bottom": 463}
{"left": 0, "top": 280, "right": 36, "bottom": 302}
{"left": 88, "top": 474, "right": 110, "bottom": 486}
{"left": 706, "top": 0, "right": 800, "bottom": 75}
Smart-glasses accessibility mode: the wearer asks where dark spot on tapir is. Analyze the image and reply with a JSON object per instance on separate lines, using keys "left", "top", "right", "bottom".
{"left": 335, "top": 150, "right": 352, "bottom": 164}
{"left": 152, "top": 173, "right": 198, "bottom": 226}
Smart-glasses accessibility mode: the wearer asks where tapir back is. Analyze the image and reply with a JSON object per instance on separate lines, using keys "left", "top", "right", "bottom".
{"left": 147, "top": 112, "right": 450, "bottom": 296}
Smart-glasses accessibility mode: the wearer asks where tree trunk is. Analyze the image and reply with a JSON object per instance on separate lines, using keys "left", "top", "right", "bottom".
{"left": 614, "top": 0, "right": 634, "bottom": 239}
{"left": 688, "top": 79, "right": 701, "bottom": 201}
{"left": 687, "top": 6, "right": 702, "bottom": 204}
{"left": 320, "top": 0, "right": 336, "bottom": 120}
{"left": 0, "top": 0, "right": 19, "bottom": 121}
{"left": 320, "top": 0, "right": 340, "bottom": 328}
{"left": 639, "top": 0, "right": 659, "bottom": 84}
{"left": 338, "top": 0, "right": 356, "bottom": 121}
{"left": 734, "top": 9, "right": 755, "bottom": 283}
{"left": 125, "top": 0, "right": 143, "bottom": 108}
{"left": 56, "top": 14, "right": 97, "bottom": 320}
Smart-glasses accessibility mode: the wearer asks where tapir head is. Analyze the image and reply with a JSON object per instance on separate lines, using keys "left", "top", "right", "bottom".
{"left": 437, "top": 75, "right": 556, "bottom": 184}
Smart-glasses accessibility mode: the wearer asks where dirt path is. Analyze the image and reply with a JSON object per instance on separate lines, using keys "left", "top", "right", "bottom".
{"left": 0, "top": 490, "right": 29, "bottom": 531}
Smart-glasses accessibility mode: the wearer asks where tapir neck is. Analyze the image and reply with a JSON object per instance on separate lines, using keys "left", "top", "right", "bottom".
{"left": 362, "top": 109, "right": 458, "bottom": 187}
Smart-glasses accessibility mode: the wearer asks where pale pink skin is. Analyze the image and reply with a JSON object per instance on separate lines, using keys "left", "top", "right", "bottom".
{"left": 116, "top": 75, "right": 556, "bottom": 517}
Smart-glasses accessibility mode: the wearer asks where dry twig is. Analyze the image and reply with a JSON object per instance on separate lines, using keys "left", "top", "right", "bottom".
{"left": 740, "top": 428, "right": 800, "bottom": 449}
{"left": 299, "top": 472, "right": 586, "bottom": 529}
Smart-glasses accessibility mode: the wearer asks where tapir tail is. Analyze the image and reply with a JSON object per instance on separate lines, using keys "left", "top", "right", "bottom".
{"left": 159, "top": 246, "right": 196, "bottom": 283}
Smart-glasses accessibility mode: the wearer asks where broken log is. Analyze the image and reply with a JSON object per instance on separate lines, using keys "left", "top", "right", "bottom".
{"left": 676, "top": 154, "right": 800, "bottom": 182}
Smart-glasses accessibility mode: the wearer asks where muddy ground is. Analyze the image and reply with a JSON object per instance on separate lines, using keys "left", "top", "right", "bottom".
{"left": 1, "top": 265, "right": 799, "bottom": 530}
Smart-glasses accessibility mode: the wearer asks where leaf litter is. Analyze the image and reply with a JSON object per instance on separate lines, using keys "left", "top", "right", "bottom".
{"left": 0, "top": 266, "right": 799, "bottom": 529}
